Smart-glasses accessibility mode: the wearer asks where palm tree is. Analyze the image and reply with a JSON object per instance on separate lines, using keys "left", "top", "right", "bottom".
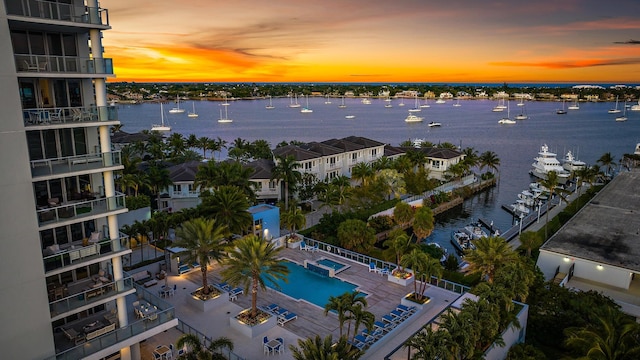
{"left": 173, "top": 218, "right": 227, "bottom": 296}
{"left": 201, "top": 185, "right": 252, "bottom": 237}
{"left": 220, "top": 235, "right": 289, "bottom": 318}
{"left": 281, "top": 206, "right": 306, "bottom": 242}
{"left": 401, "top": 248, "right": 442, "bottom": 302}
{"left": 351, "top": 162, "right": 374, "bottom": 186}
{"left": 166, "top": 132, "right": 186, "bottom": 159}
{"left": 271, "top": 154, "right": 302, "bottom": 210}
{"left": 324, "top": 294, "right": 352, "bottom": 338}
{"left": 350, "top": 303, "right": 375, "bottom": 342}
{"left": 479, "top": 150, "right": 501, "bottom": 175}
{"left": 539, "top": 170, "right": 560, "bottom": 240}
{"left": 439, "top": 309, "right": 476, "bottom": 359}
{"left": 175, "top": 333, "right": 234, "bottom": 360}
{"left": 147, "top": 164, "right": 173, "bottom": 210}
{"left": 341, "top": 291, "right": 369, "bottom": 339}
{"left": 405, "top": 327, "right": 452, "bottom": 360}
{"left": 597, "top": 152, "right": 615, "bottom": 177}
{"left": 130, "top": 172, "right": 151, "bottom": 196}
{"left": 383, "top": 227, "right": 414, "bottom": 271}
{"left": 196, "top": 136, "right": 211, "bottom": 158}
{"left": 412, "top": 206, "right": 434, "bottom": 243}
{"left": 464, "top": 236, "right": 516, "bottom": 284}
{"left": 393, "top": 201, "right": 414, "bottom": 229}
{"left": 116, "top": 173, "right": 137, "bottom": 195}
{"left": 290, "top": 335, "right": 363, "bottom": 360}
{"left": 564, "top": 307, "right": 640, "bottom": 360}
{"left": 518, "top": 231, "right": 542, "bottom": 257}
{"left": 337, "top": 219, "right": 376, "bottom": 253}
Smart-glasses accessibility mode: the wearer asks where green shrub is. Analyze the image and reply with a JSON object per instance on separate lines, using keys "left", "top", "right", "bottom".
{"left": 126, "top": 194, "right": 150, "bottom": 210}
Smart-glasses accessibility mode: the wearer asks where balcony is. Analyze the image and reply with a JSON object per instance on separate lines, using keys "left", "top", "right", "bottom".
{"left": 31, "top": 151, "right": 122, "bottom": 179}
{"left": 52, "top": 286, "right": 177, "bottom": 360}
{"left": 23, "top": 105, "right": 118, "bottom": 127}
{"left": 43, "top": 235, "right": 131, "bottom": 274}
{"left": 49, "top": 277, "right": 135, "bottom": 320}
{"left": 5, "top": 1, "right": 109, "bottom": 27}
{"left": 37, "top": 193, "right": 126, "bottom": 227}
{"left": 15, "top": 54, "right": 114, "bottom": 75}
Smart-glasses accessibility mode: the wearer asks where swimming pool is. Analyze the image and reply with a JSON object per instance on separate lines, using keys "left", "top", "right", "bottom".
{"left": 316, "top": 258, "right": 349, "bottom": 273}
{"left": 268, "top": 261, "right": 364, "bottom": 308}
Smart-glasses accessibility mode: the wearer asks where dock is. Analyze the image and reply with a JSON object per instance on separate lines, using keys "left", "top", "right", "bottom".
{"left": 477, "top": 218, "right": 501, "bottom": 236}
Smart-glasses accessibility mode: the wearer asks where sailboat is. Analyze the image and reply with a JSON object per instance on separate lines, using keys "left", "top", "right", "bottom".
{"left": 218, "top": 104, "right": 233, "bottom": 123}
{"left": 517, "top": 95, "right": 525, "bottom": 106}
{"left": 324, "top": 95, "right": 332, "bottom": 104}
{"left": 289, "top": 94, "right": 301, "bottom": 108}
{"left": 338, "top": 96, "right": 346, "bottom": 108}
{"left": 498, "top": 101, "right": 516, "bottom": 124}
{"left": 384, "top": 96, "right": 393, "bottom": 108}
{"left": 492, "top": 98, "right": 506, "bottom": 112}
{"left": 221, "top": 95, "right": 230, "bottom": 106}
{"left": 265, "top": 95, "right": 275, "bottom": 110}
{"left": 168, "top": 96, "right": 185, "bottom": 114}
{"left": 151, "top": 103, "right": 171, "bottom": 131}
{"left": 408, "top": 95, "right": 421, "bottom": 112}
{"left": 556, "top": 100, "right": 567, "bottom": 115}
{"left": 398, "top": 97, "right": 405, "bottom": 107}
{"left": 452, "top": 98, "right": 461, "bottom": 107}
{"left": 420, "top": 98, "right": 430, "bottom": 108}
{"left": 301, "top": 95, "right": 313, "bottom": 113}
{"left": 187, "top": 102, "right": 199, "bottom": 118}
{"left": 615, "top": 102, "right": 628, "bottom": 122}
{"left": 568, "top": 98, "right": 579, "bottom": 110}
{"left": 608, "top": 96, "right": 621, "bottom": 113}
{"left": 515, "top": 102, "right": 528, "bottom": 120}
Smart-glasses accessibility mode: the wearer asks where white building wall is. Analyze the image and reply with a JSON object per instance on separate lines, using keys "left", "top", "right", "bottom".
{"left": 537, "top": 250, "right": 633, "bottom": 289}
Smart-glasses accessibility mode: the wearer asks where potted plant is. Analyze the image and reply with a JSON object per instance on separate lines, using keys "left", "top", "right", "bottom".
{"left": 221, "top": 235, "right": 289, "bottom": 337}
{"left": 400, "top": 249, "right": 442, "bottom": 307}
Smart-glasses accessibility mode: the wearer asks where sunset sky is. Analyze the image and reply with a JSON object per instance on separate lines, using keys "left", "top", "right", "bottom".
{"left": 103, "top": 0, "right": 640, "bottom": 83}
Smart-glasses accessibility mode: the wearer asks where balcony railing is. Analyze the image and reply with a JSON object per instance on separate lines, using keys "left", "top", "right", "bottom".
{"left": 5, "top": 1, "right": 109, "bottom": 26}
{"left": 23, "top": 105, "right": 118, "bottom": 127}
{"left": 49, "top": 277, "right": 134, "bottom": 318}
{"left": 43, "top": 235, "right": 130, "bottom": 273}
{"left": 53, "top": 284, "right": 176, "bottom": 360}
{"left": 15, "top": 54, "right": 113, "bottom": 75}
{"left": 37, "top": 193, "right": 126, "bottom": 226}
{"left": 31, "top": 151, "right": 122, "bottom": 178}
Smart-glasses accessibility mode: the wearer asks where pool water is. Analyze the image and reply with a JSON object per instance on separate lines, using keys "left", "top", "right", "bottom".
{"left": 316, "top": 258, "right": 348, "bottom": 272}
{"left": 268, "top": 261, "right": 364, "bottom": 308}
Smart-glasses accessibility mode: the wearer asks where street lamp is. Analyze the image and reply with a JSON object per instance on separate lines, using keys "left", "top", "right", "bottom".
{"left": 148, "top": 231, "right": 156, "bottom": 259}
{"left": 519, "top": 212, "right": 525, "bottom": 235}
{"left": 537, "top": 200, "right": 542, "bottom": 223}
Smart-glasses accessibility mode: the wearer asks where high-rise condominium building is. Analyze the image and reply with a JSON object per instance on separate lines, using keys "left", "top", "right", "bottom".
{"left": 0, "top": 1, "right": 177, "bottom": 359}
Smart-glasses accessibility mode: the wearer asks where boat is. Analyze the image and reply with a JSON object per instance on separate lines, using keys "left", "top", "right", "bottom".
{"left": 509, "top": 200, "right": 531, "bottom": 217}
{"left": 398, "top": 98, "right": 405, "bottom": 107}
{"left": 404, "top": 113, "right": 424, "bottom": 123}
{"left": 492, "top": 98, "right": 506, "bottom": 112}
{"left": 289, "top": 94, "right": 301, "bottom": 108}
{"left": 151, "top": 103, "right": 171, "bottom": 132}
{"left": 218, "top": 105, "right": 233, "bottom": 123}
{"left": 420, "top": 98, "right": 430, "bottom": 108}
{"left": 428, "top": 121, "right": 441, "bottom": 127}
{"left": 562, "top": 151, "right": 586, "bottom": 172}
{"left": 451, "top": 230, "right": 475, "bottom": 253}
{"left": 265, "top": 95, "right": 275, "bottom": 109}
{"left": 384, "top": 98, "right": 393, "bottom": 108}
{"left": 462, "top": 222, "right": 488, "bottom": 240}
{"left": 187, "top": 102, "right": 199, "bottom": 118}
{"left": 615, "top": 103, "right": 628, "bottom": 122}
{"left": 608, "top": 96, "right": 621, "bottom": 113}
{"left": 529, "top": 144, "right": 570, "bottom": 184}
{"left": 324, "top": 95, "right": 332, "bottom": 104}
{"left": 452, "top": 98, "right": 461, "bottom": 107}
{"left": 498, "top": 101, "right": 515, "bottom": 124}
{"left": 345, "top": 115, "right": 355, "bottom": 119}
{"left": 426, "top": 242, "right": 448, "bottom": 262}
{"left": 635, "top": 143, "right": 640, "bottom": 155}
{"left": 518, "top": 190, "right": 536, "bottom": 207}
{"left": 168, "top": 96, "right": 185, "bottom": 114}
{"left": 556, "top": 100, "right": 567, "bottom": 114}
{"left": 301, "top": 95, "right": 313, "bottom": 113}
{"left": 517, "top": 95, "right": 525, "bottom": 106}
{"left": 408, "top": 95, "right": 421, "bottom": 112}
{"left": 361, "top": 98, "right": 372, "bottom": 105}
{"left": 220, "top": 95, "right": 230, "bottom": 106}
{"left": 435, "top": 98, "right": 446, "bottom": 104}
{"left": 338, "top": 96, "right": 347, "bottom": 108}
{"left": 515, "top": 102, "right": 528, "bottom": 120}
{"left": 631, "top": 100, "right": 640, "bottom": 111}
{"left": 568, "top": 98, "right": 579, "bottom": 110}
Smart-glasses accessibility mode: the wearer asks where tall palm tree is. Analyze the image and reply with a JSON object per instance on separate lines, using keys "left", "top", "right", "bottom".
{"left": 202, "top": 185, "right": 252, "bottom": 237}
{"left": 564, "top": 307, "right": 640, "bottom": 360}
{"left": 147, "top": 164, "right": 173, "bottom": 210}
{"left": 175, "top": 333, "right": 234, "bottom": 360}
{"left": 341, "top": 291, "right": 368, "bottom": 339}
{"left": 220, "top": 235, "right": 289, "bottom": 318}
{"left": 479, "top": 150, "right": 501, "bottom": 175}
{"left": 465, "top": 236, "right": 516, "bottom": 284}
{"left": 405, "top": 326, "right": 453, "bottom": 360}
{"left": 539, "top": 170, "right": 561, "bottom": 240}
{"left": 412, "top": 206, "right": 434, "bottom": 243}
{"left": 166, "top": 132, "right": 186, "bottom": 159}
{"left": 597, "top": 152, "right": 615, "bottom": 177}
{"left": 351, "top": 162, "right": 374, "bottom": 186}
{"left": 401, "top": 249, "right": 442, "bottom": 302}
{"left": 350, "top": 303, "right": 375, "bottom": 342}
{"left": 518, "top": 231, "right": 542, "bottom": 258}
{"left": 130, "top": 172, "right": 151, "bottom": 196}
{"left": 281, "top": 206, "right": 306, "bottom": 240}
{"left": 196, "top": 136, "right": 211, "bottom": 158}
{"left": 324, "top": 294, "right": 352, "bottom": 338}
{"left": 290, "top": 335, "right": 363, "bottom": 360}
{"left": 383, "top": 228, "right": 414, "bottom": 271}
{"left": 393, "top": 201, "right": 414, "bottom": 229}
{"left": 439, "top": 309, "right": 476, "bottom": 360}
{"left": 271, "top": 154, "right": 302, "bottom": 210}
{"left": 173, "top": 218, "right": 227, "bottom": 296}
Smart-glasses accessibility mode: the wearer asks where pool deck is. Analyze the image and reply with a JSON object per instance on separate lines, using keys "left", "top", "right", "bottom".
{"left": 138, "top": 247, "right": 463, "bottom": 360}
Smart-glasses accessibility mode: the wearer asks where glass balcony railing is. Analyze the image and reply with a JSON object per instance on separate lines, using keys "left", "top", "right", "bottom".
{"left": 23, "top": 105, "right": 118, "bottom": 127}
{"left": 15, "top": 54, "right": 113, "bottom": 75}
{"left": 49, "top": 277, "right": 134, "bottom": 318}
{"left": 30, "top": 151, "right": 122, "bottom": 178}
{"left": 5, "top": 1, "right": 109, "bottom": 26}
{"left": 43, "top": 235, "right": 130, "bottom": 273}
{"left": 37, "top": 193, "right": 126, "bottom": 226}
{"left": 52, "top": 285, "right": 176, "bottom": 360}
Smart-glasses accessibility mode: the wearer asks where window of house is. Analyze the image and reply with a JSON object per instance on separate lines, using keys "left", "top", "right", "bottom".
{"left": 173, "top": 185, "right": 182, "bottom": 192}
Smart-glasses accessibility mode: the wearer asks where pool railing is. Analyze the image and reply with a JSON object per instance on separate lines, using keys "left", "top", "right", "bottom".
{"left": 300, "top": 236, "right": 470, "bottom": 295}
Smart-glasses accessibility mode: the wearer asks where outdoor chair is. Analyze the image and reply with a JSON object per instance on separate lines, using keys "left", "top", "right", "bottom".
{"left": 368, "top": 262, "right": 377, "bottom": 272}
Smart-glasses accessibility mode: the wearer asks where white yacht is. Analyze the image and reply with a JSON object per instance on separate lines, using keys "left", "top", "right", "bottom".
{"left": 435, "top": 98, "right": 446, "bottom": 104}
{"left": 463, "top": 223, "right": 488, "bottom": 240}
{"left": 151, "top": 103, "right": 171, "bottom": 132}
{"left": 168, "top": 96, "right": 185, "bottom": 114}
{"left": 562, "top": 151, "right": 586, "bottom": 172}
{"left": 631, "top": 100, "right": 640, "bottom": 111}
{"left": 404, "top": 113, "right": 424, "bottom": 123}
{"left": 361, "top": 98, "right": 372, "bottom": 105}
{"left": 530, "top": 144, "right": 570, "bottom": 184}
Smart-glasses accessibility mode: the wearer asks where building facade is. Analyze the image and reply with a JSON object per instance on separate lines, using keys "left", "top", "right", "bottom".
{"left": 1, "top": 1, "right": 176, "bottom": 359}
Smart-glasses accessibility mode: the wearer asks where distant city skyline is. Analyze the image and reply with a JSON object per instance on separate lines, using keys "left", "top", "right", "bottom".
{"left": 105, "top": 0, "right": 640, "bottom": 83}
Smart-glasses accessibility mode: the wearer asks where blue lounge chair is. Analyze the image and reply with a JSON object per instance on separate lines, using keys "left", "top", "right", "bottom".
{"left": 390, "top": 309, "right": 405, "bottom": 320}
{"left": 354, "top": 334, "right": 371, "bottom": 347}
{"left": 378, "top": 267, "right": 390, "bottom": 276}
{"left": 259, "top": 303, "right": 279, "bottom": 314}
{"left": 374, "top": 320, "right": 391, "bottom": 332}
{"left": 217, "top": 282, "right": 230, "bottom": 291}
{"left": 368, "top": 262, "right": 377, "bottom": 272}
{"left": 275, "top": 307, "right": 289, "bottom": 316}
{"left": 382, "top": 314, "right": 396, "bottom": 324}
{"left": 397, "top": 304, "right": 416, "bottom": 314}
{"left": 299, "top": 242, "right": 309, "bottom": 250}
{"left": 277, "top": 312, "right": 298, "bottom": 326}
{"left": 230, "top": 287, "right": 243, "bottom": 296}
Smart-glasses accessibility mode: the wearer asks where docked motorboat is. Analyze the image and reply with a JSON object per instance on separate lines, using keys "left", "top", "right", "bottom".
{"left": 510, "top": 200, "right": 531, "bottom": 217}
{"left": 562, "top": 151, "right": 586, "bottom": 172}
{"left": 451, "top": 231, "right": 476, "bottom": 253}
{"left": 529, "top": 144, "right": 570, "bottom": 184}
{"left": 463, "top": 222, "right": 488, "bottom": 240}
{"left": 518, "top": 190, "right": 536, "bottom": 207}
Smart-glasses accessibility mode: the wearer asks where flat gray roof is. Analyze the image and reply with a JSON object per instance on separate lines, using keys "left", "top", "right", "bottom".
{"left": 541, "top": 170, "right": 640, "bottom": 272}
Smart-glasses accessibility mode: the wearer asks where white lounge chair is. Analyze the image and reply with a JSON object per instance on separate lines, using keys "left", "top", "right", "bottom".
{"left": 277, "top": 312, "right": 297, "bottom": 326}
